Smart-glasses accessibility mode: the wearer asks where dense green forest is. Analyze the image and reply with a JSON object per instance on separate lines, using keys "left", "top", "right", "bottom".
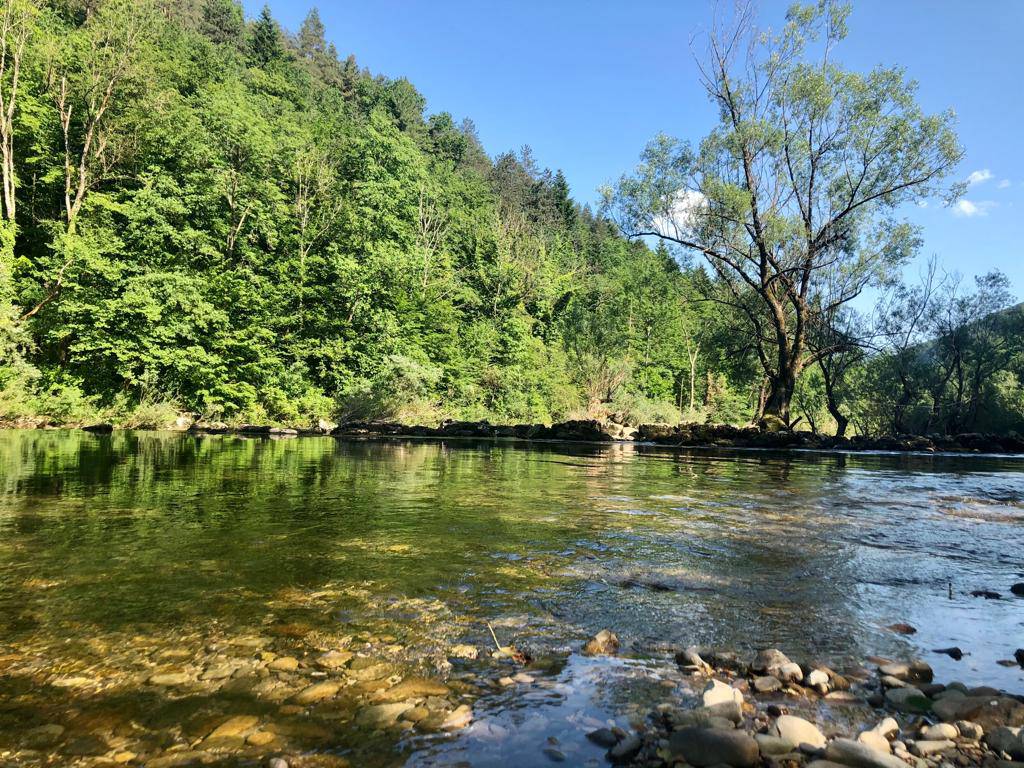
{"left": 1, "top": 0, "right": 1022, "bottom": 436}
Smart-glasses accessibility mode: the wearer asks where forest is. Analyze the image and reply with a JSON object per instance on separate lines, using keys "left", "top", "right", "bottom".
{"left": 1, "top": 0, "right": 1022, "bottom": 437}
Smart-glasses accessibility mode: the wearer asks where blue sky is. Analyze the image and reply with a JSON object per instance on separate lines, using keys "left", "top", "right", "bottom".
{"left": 245, "top": 1, "right": 1024, "bottom": 295}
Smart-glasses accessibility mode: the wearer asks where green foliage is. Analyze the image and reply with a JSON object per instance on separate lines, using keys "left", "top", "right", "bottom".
{"left": 0, "top": 0, "right": 731, "bottom": 428}
{"left": 2, "top": 0, "right": 1015, "bottom": 437}
{"left": 607, "top": 0, "right": 962, "bottom": 421}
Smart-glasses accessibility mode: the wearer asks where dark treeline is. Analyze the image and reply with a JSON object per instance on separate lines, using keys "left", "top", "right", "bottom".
{"left": 0, "top": 0, "right": 1021, "bottom": 436}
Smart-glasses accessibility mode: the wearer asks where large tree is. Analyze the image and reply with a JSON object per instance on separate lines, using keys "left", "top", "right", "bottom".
{"left": 605, "top": 1, "right": 961, "bottom": 421}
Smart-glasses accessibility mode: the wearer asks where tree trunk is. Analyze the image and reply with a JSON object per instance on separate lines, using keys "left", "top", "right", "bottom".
{"left": 762, "top": 371, "right": 796, "bottom": 422}
{"left": 819, "top": 362, "right": 849, "bottom": 438}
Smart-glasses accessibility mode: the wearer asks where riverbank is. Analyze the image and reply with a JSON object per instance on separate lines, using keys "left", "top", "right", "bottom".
{"left": 5, "top": 618, "right": 1024, "bottom": 767}
{"left": 46, "top": 418, "right": 1024, "bottom": 455}
{"left": 550, "top": 635, "right": 1024, "bottom": 768}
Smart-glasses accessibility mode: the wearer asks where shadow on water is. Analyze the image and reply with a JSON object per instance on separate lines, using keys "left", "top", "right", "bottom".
{"left": 1, "top": 430, "right": 1023, "bottom": 765}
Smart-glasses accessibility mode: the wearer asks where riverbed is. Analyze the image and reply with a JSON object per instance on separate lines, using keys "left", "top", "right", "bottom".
{"left": 0, "top": 430, "right": 1022, "bottom": 766}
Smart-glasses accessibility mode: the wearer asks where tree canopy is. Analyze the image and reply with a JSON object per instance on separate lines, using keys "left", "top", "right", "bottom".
{"left": 0, "top": 0, "right": 1020, "bottom": 438}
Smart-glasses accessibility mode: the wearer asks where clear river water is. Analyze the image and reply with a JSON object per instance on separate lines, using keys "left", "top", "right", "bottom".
{"left": 0, "top": 430, "right": 1022, "bottom": 767}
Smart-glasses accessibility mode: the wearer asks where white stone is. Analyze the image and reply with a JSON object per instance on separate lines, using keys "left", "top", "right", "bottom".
{"left": 858, "top": 729, "right": 893, "bottom": 754}
{"left": 702, "top": 678, "right": 743, "bottom": 708}
{"left": 919, "top": 723, "right": 958, "bottom": 741}
{"left": 772, "top": 715, "right": 826, "bottom": 750}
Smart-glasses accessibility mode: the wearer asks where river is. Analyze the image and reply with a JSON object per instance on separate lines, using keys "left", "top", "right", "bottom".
{"left": 0, "top": 430, "right": 1022, "bottom": 766}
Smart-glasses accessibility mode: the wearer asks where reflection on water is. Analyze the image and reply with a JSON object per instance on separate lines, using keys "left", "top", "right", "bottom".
{"left": 1, "top": 430, "right": 1023, "bottom": 765}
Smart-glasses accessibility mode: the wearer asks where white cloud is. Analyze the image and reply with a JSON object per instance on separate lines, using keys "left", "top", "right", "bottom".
{"left": 998, "top": 179, "right": 1011, "bottom": 189}
{"left": 952, "top": 199, "right": 996, "bottom": 217}
{"left": 652, "top": 189, "right": 708, "bottom": 238}
{"left": 966, "top": 169, "right": 994, "bottom": 186}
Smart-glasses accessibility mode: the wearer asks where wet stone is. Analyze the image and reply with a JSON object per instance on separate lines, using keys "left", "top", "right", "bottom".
{"left": 356, "top": 702, "right": 413, "bottom": 727}
{"left": 378, "top": 676, "right": 450, "bottom": 702}
{"left": 542, "top": 746, "right": 567, "bottom": 762}
{"left": 669, "top": 727, "right": 759, "bottom": 768}
{"left": 208, "top": 715, "right": 259, "bottom": 739}
{"left": 607, "top": 734, "right": 641, "bottom": 764}
{"left": 316, "top": 650, "right": 353, "bottom": 670}
{"left": 148, "top": 671, "right": 190, "bottom": 686}
{"left": 448, "top": 644, "right": 478, "bottom": 659}
{"left": 885, "top": 686, "right": 932, "bottom": 713}
{"left": 348, "top": 660, "right": 390, "bottom": 681}
{"left": 441, "top": 704, "right": 473, "bottom": 730}
{"left": 583, "top": 629, "right": 619, "bottom": 656}
{"left": 64, "top": 734, "right": 110, "bottom": 757}
{"left": 200, "top": 663, "right": 237, "bottom": 680}
{"left": 292, "top": 680, "right": 341, "bottom": 705}
{"left": 878, "top": 660, "right": 933, "bottom": 684}
{"left": 401, "top": 706, "right": 430, "bottom": 723}
{"left": 268, "top": 656, "right": 299, "bottom": 672}
{"left": 21, "top": 724, "right": 65, "bottom": 748}
{"left": 754, "top": 675, "right": 783, "bottom": 693}
{"left": 587, "top": 728, "right": 619, "bottom": 748}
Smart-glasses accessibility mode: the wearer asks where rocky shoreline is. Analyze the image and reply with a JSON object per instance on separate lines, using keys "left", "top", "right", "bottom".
{"left": 59, "top": 419, "right": 1024, "bottom": 455}
{"left": 6, "top": 612, "right": 1024, "bottom": 767}
{"left": 572, "top": 633, "right": 1024, "bottom": 768}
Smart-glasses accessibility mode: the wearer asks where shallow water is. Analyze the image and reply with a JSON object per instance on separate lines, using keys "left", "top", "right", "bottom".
{"left": 1, "top": 430, "right": 1023, "bottom": 765}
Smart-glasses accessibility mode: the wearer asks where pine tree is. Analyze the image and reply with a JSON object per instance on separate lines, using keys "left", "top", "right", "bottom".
{"left": 552, "top": 170, "right": 576, "bottom": 228}
{"left": 199, "top": 0, "right": 243, "bottom": 45}
{"left": 298, "top": 8, "right": 326, "bottom": 59}
{"left": 249, "top": 5, "right": 282, "bottom": 66}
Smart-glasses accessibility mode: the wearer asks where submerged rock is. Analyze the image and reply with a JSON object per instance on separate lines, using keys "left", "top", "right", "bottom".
{"left": 885, "top": 623, "right": 917, "bottom": 635}
{"left": 292, "top": 680, "right": 341, "bottom": 704}
{"left": 148, "top": 671, "right": 189, "bottom": 686}
{"left": 441, "top": 704, "right": 473, "bottom": 730}
{"left": 356, "top": 702, "right": 413, "bottom": 727}
{"left": 583, "top": 629, "right": 619, "bottom": 656}
{"left": 268, "top": 656, "right": 299, "bottom": 671}
{"left": 208, "top": 715, "right": 259, "bottom": 739}
{"left": 316, "top": 650, "right": 353, "bottom": 669}
{"left": 608, "top": 734, "right": 642, "bottom": 764}
{"left": 377, "top": 677, "right": 449, "bottom": 702}
{"left": 448, "top": 644, "right": 478, "bottom": 660}
{"left": 586, "top": 728, "right": 619, "bottom": 748}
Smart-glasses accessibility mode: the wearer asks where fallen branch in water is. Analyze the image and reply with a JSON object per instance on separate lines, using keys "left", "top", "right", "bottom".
{"left": 486, "top": 621, "right": 531, "bottom": 664}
